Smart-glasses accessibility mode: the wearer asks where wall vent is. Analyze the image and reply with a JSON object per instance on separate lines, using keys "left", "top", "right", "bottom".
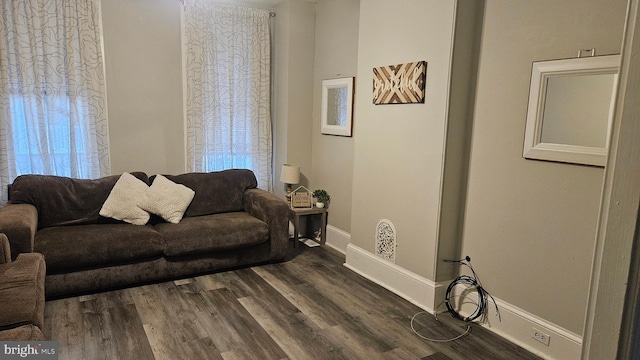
{"left": 375, "top": 219, "right": 396, "bottom": 263}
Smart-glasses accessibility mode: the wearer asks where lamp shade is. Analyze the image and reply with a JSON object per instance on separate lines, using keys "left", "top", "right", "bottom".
{"left": 280, "top": 164, "right": 300, "bottom": 184}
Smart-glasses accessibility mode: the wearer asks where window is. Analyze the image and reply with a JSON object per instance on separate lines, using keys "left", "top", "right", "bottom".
{"left": 0, "top": 0, "right": 110, "bottom": 201}
{"left": 182, "top": 2, "right": 272, "bottom": 190}
{"left": 9, "top": 93, "right": 90, "bottom": 178}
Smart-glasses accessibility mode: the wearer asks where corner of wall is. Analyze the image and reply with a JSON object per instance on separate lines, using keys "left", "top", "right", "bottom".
{"left": 344, "top": 243, "right": 583, "bottom": 360}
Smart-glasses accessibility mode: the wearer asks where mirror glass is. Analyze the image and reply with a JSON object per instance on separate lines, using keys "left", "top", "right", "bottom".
{"left": 540, "top": 73, "right": 615, "bottom": 148}
{"left": 326, "top": 87, "right": 348, "bottom": 126}
{"left": 321, "top": 77, "right": 354, "bottom": 137}
{"left": 523, "top": 55, "right": 619, "bottom": 166}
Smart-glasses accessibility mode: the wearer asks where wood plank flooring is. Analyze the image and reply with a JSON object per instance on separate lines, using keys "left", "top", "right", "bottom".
{"left": 43, "top": 243, "right": 542, "bottom": 360}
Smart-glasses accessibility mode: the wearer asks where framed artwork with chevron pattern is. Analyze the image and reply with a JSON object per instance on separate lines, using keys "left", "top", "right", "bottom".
{"left": 372, "top": 61, "right": 427, "bottom": 105}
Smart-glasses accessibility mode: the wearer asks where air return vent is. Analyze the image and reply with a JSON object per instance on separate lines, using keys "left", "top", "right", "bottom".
{"left": 375, "top": 219, "right": 396, "bottom": 263}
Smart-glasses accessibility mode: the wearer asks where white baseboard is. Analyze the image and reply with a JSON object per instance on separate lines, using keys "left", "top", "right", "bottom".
{"left": 344, "top": 243, "right": 446, "bottom": 313}
{"left": 483, "top": 298, "right": 582, "bottom": 360}
{"left": 325, "top": 225, "right": 350, "bottom": 254}
{"left": 344, "top": 243, "right": 582, "bottom": 360}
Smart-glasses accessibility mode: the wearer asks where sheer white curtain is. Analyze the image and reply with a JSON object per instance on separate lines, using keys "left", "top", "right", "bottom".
{"left": 183, "top": 1, "right": 273, "bottom": 190}
{"left": 0, "top": 0, "right": 110, "bottom": 202}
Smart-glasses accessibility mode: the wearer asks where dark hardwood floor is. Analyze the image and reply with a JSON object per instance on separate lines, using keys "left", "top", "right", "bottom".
{"left": 43, "top": 242, "right": 542, "bottom": 360}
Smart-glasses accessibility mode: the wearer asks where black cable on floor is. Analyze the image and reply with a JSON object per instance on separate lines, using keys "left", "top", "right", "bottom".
{"left": 443, "top": 256, "right": 500, "bottom": 323}
{"left": 411, "top": 256, "right": 500, "bottom": 343}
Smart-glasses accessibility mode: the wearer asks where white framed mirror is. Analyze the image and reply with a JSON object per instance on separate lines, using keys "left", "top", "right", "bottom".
{"left": 523, "top": 54, "right": 620, "bottom": 167}
{"left": 321, "top": 77, "right": 354, "bottom": 137}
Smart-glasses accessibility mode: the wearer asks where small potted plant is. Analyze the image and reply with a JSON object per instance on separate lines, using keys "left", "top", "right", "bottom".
{"left": 312, "top": 189, "right": 331, "bottom": 208}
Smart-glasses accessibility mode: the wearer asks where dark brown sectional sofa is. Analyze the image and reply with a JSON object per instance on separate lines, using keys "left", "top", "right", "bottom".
{"left": 0, "top": 169, "right": 289, "bottom": 298}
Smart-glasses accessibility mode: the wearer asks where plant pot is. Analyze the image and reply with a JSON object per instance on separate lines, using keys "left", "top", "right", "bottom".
{"left": 316, "top": 202, "right": 325, "bottom": 208}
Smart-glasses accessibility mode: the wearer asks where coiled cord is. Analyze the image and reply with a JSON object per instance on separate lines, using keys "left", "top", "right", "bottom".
{"left": 411, "top": 256, "right": 500, "bottom": 343}
{"left": 443, "top": 256, "right": 500, "bottom": 323}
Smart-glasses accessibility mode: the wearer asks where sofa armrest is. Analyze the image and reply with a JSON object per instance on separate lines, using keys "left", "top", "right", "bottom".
{"left": 0, "top": 252, "right": 46, "bottom": 332}
{"left": 243, "top": 189, "right": 289, "bottom": 260}
{"left": 0, "top": 204, "right": 38, "bottom": 259}
{"left": 0, "top": 234, "right": 10, "bottom": 264}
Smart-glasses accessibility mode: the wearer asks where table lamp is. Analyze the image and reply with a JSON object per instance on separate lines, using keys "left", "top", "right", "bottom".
{"left": 280, "top": 164, "right": 300, "bottom": 204}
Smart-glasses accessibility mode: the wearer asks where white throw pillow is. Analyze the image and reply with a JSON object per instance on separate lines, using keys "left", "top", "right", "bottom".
{"left": 138, "top": 174, "right": 195, "bottom": 224}
{"left": 100, "top": 173, "right": 150, "bottom": 225}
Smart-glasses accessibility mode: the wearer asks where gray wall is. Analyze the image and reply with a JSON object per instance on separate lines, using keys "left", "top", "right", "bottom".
{"left": 350, "top": 0, "right": 458, "bottom": 279}
{"left": 461, "top": 0, "right": 627, "bottom": 335}
{"left": 347, "top": 0, "right": 626, "bottom": 338}
{"left": 101, "top": 0, "right": 185, "bottom": 176}
{"left": 273, "top": 0, "right": 316, "bottom": 199}
{"left": 310, "top": 0, "right": 359, "bottom": 233}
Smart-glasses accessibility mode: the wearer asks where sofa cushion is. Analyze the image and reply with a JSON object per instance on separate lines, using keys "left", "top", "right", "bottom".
{"left": 9, "top": 172, "right": 149, "bottom": 229}
{"left": 139, "top": 175, "right": 195, "bottom": 224}
{"left": 155, "top": 212, "right": 269, "bottom": 257}
{"left": 0, "top": 253, "right": 45, "bottom": 331}
{"left": 100, "top": 172, "right": 151, "bottom": 225}
{"left": 34, "top": 224, "right": 163, "bottom": 273}
{"left": 0, "top": 324, "right": 45, "bottom": 341}
{"left": 158, "top": 169, "right": 257, "bottom": 218}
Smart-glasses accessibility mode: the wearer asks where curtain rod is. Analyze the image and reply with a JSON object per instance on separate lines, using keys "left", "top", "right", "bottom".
{"left": 175, "top": 0, "right": 276, "bottom": 16}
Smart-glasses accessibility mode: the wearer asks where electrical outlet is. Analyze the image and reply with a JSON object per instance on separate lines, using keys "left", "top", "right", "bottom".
{"left": 532, "top": 328, "right": 551, "bottom": 346}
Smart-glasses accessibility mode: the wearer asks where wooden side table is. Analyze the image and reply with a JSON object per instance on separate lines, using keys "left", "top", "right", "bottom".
{"left": 289, "top": 207, "right": 328, "bottom": 248}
